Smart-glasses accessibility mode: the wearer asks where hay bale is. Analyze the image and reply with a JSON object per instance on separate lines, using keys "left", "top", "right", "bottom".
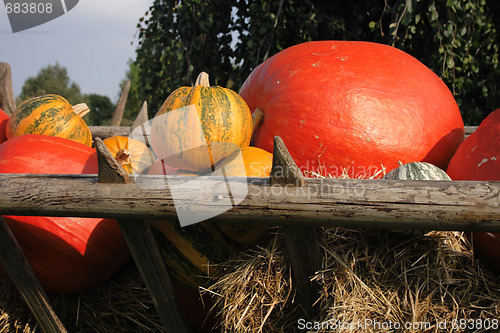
{"left": 207, "top": 228, "right": 500, "bottom": 332}
{"left": 0, "top": 259, "right": 163, "bottom": 332}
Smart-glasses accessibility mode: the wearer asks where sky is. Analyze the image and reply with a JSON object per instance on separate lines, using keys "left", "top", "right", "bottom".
{"left": 0, "top": 0, "right": 152, "bottom": 104}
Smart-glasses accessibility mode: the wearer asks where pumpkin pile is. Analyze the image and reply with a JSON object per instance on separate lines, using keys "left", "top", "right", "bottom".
{"left": 0, "top": 95, "right": 131, "bottom": 294}
{"left": 2, "top": 39, "right": 500, "bottom": 332}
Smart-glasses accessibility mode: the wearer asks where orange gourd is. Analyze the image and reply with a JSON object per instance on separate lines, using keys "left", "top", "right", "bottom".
{"left": 102, "top": 135, "right": 155, "bottom": 175}
{"left": 6, "top": 94, "right": 93, "bottom": 146}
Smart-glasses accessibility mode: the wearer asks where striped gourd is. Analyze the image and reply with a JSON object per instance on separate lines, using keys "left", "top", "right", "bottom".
{"left": 151, "top": 219, "right": 237, "bottom": 290}
{"left": 383, "top": 161, "right": 451, "bottom": 180}
{"left": 7, "top": 94, "right": 93, "bottom": 147}
{"left": 150, "top": 72, "right": 253, "bottom": 172}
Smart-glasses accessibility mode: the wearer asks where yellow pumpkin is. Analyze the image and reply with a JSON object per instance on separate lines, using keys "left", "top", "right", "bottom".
{"left": 150, "top": 72, "right": 253, "bottom": 172}
{"left": 7, "top": 94, "right": 93, "bottom": 147}
{"left": 216, "top": 147, "right": 272, "bottom": 245}
{"left": 102, "top": 136, "right": 156, "bottom": 174}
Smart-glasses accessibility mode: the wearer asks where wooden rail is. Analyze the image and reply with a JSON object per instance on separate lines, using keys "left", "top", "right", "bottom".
{"left": 0, "top": 174, "right": 498, "bottom": 232}
{"left": 90, "top": 125, "right": 480, "bottom": 141}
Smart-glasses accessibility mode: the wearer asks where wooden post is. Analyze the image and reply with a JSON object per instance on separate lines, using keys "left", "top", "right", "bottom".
{"left": 132, "top": 101, "right": 149, "bottom": 130}
{"left": 271, "top": 136, "right": 321, "bottom": 318}
{"left": 0, "top": 217, "right": 67, "bottom": 333}
{"left": 0, "top": 62, "right": 16, "bottom": 115}
{"left": 95, "top": 138, "right": 192, "bottom": 333}
{"left": 110, "top": 80, "right": 130, "bottom": 126}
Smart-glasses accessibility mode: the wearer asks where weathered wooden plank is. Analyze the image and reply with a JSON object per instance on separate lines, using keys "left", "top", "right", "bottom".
{"left": 89, "top": 125, "right": 479, "bottom": 145}
{"left": 0, "top": 62, "right": 16, "bottom": 115}
{"left": 95, "top": 138, "right": 191, "bottom": 333}
{"left": 0, "top": 174, "right": 497, "bottom": 232}
{"left": 0, "top": 217, "right": 67, "bottom": 333}
{"left": 89, "top": 126, "right": 132, "bottom": 139}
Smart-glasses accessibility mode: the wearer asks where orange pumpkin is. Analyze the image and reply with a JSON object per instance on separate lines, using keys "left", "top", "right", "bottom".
{"left": 240, "top": 41, "right": 464, "bottom": 178}
{"left": 6, "top": 94, "right": 93, "bottom": 146}
{"left": 217, "top": 147, "right": 272, "bottom": 245}
{"left": 102, "top": 136, "right": 156, "bottom": 175}
{"left": 150, "top": 72, "right": 253, "bottom": 172}
{"left": 0, "top": 108, "right": 9, "bottom": 143}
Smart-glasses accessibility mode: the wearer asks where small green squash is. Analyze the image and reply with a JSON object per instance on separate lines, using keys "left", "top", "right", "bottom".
{"left": 383, "top": 161, "right": 451, "bottom": 235}
{"left": 383, "top": 161, "right": 451, "bottom": 180}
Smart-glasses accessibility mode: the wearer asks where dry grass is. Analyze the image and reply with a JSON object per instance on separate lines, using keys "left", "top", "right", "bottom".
{"left": 206, "top": 228, "right": 500, "bottom": 333}
{"left": 0, "top": 259, "right": 163, "bottom": 333}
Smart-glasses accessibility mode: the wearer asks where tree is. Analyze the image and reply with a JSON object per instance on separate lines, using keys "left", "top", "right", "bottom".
{"left": 134, "top": 0, "right": 500, "bottom": 125}
{"left": 17, "top": 62, "right": 83, "bottom": 105}
{"left": 83, "top": 94, "right": 115, "bottom": 126}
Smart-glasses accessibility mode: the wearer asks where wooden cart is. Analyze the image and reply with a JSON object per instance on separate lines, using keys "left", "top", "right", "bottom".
{"left": 0, "top": 63, "right": 497, "bottom": 333}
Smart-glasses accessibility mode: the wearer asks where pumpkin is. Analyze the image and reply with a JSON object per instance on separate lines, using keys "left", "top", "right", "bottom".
{"left": 151, "top": 219, "right": 237, "bottom": 290}
{"left": 477, "top": 108, "right": 500, "bottom": 131}
{"left": 215, "top": 146, "right": 273, "bottom": 178}
{"left": 214, "top": 146, "right": 272, "bottom": 245}
{"left": 383, "top": 161, "right": 451, "bottom": 235}
{"left": 6, "top": 94, "right": 93, "bottom": 147}
{"left": 0, "top": 134, "right": 131, "bottom": 293}
{"left": 150, "top": 72, "right": 253, "bottom": 172}
{"left": 447, "top": 114, "right": 500, "bottom": 274}
{"left": 240, "top": 41, "right": 464, "bottom": 178}
{"left": 102, "top": 135, "right": 156, "bottom": 175}
{"left": 162, "top": 147, "right": 272, "bottom": 245}
{"left": 0, "top": 108, "right": 9, "bottom": 143}
{"left": 383, "top": 162, "right": 451, "bottom": 181}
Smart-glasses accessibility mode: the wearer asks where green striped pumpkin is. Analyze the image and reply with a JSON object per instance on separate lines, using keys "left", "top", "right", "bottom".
{"left": 150, "top": 72, "right": 253, "bottom": 172}
{"left": 151, "top": 219, "right": 237, "bottom": 290}
{"left": 383, "top": 161, "right": 451, "bottom": 180}
{"left": 7, "top": 94, "right": 93, "bottom": 147}
{"left": 384, "top": 161, "right": 451, "bottom": 235}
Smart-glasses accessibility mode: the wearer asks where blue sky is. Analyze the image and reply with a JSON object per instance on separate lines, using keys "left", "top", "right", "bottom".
{"left": 1, "top": 0, "right": 152, "bottom": 104}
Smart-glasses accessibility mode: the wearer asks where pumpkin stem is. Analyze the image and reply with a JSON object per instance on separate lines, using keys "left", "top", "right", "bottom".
{"left": 195, "top": 72, "right": 210, "bottom": 88}
{"left": 250, "top": 108, "right": 264, "bottom": 145}
{"left": 115, "top": 148, "right": 132, "bottom": 166}
{"left": 72, "top": 103, "right": 90, "bottom": 118}
{"left": 252, "top": 108, "right": 264, "bottom": 134}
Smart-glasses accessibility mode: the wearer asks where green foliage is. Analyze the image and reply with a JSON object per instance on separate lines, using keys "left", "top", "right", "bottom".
{"left": 135, "top": 0, "right": 235, "bottom": 117}
{"left": 376, "top": 0, "right": 500, "bottom": 125}
{"left": 134, "top": 0, "right": 500, "bottom": 125}
{"left": 17, "top": 62, "right": 83, "bottom": 105}
{"left": 82, "top": 94, "right": 115, "bottom": 126}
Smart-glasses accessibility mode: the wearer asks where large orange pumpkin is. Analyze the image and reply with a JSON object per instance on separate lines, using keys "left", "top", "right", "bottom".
{"left": 0, "top": 134, "right": 130, "bottom": 293}
{"left": 446, "top": 111, "right": 500, "bottom": 274}
{"left": 6, "top": 94, "right": 93, "bottom": 146}
{"left": 240, "top": 41, "right": 464, "bottom": 178}
{"left": 150, "top": 72, "right": 253, "bottom": 172}
{"left": 102, "top": 135, "right": 156, "bottom": 175}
